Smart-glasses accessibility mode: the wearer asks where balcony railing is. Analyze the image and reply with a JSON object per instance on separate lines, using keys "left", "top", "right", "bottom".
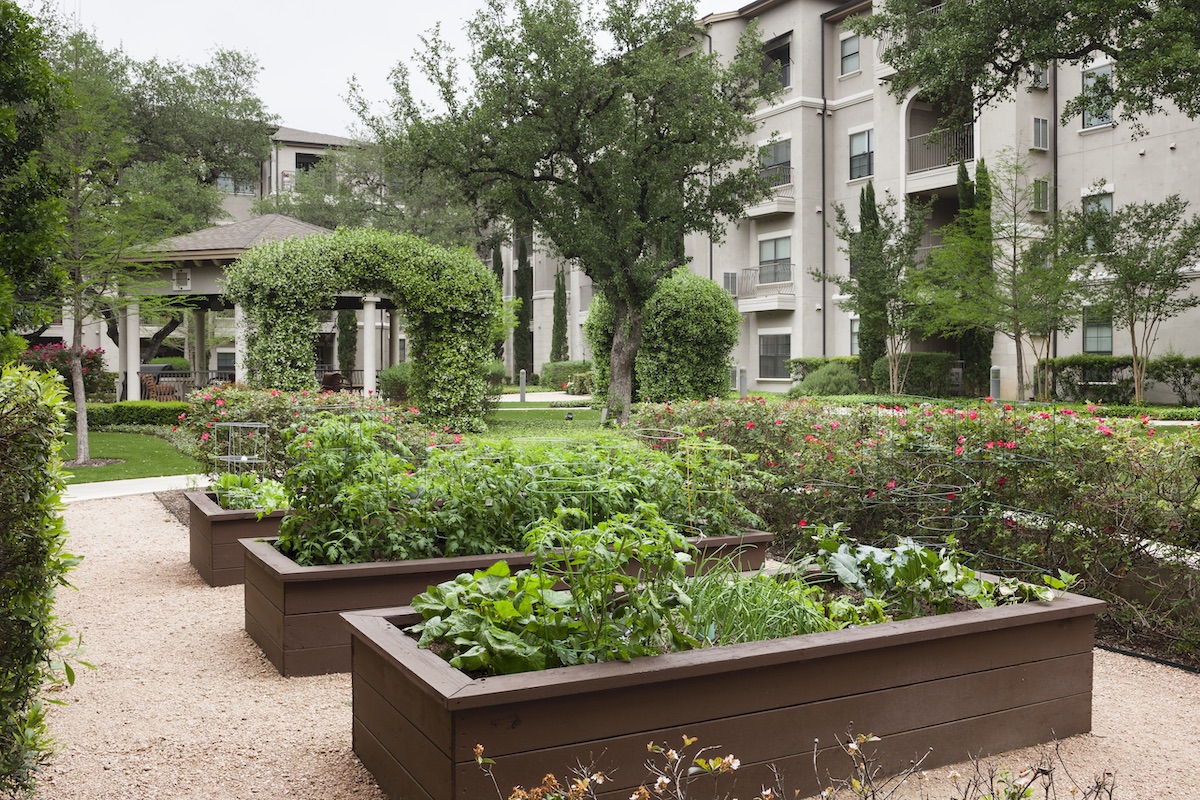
{"left": 761, "top": 164, "right": 792, "bottom": 187}
{"left": 908, "top": 125, "right": 974, "bottom": 174}
{"left": 739, "top": 264, "right": 796, "bottom": 298}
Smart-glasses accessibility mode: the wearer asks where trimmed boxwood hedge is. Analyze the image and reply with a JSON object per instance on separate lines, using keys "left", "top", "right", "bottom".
{"left": 64, "top": 401, "right": 190, "bottom": 430}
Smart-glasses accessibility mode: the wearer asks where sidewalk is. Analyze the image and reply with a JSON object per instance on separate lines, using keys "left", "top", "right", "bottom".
{"left": 64, "top": 473, "right": 207, "bottom": 504}
{"left": 498, "top": 391, "right": 591, "bottom": 403}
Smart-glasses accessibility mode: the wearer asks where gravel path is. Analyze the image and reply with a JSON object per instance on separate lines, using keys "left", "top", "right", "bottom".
{"left": 37, "top": 494, "right": 1200, "bottom": 799}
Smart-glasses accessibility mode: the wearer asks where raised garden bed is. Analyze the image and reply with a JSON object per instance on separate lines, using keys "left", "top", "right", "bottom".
{"left": 186, "top": 491, "right": 286, "bottom": 587}
{"left": 242, "top": 530, "right": 774, "bottom": 677}
{"left": 343, "top": 589, "right": 1104, "bottom": 800}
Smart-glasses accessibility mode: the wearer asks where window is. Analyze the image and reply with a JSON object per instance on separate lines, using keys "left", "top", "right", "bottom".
{"left": 1083, "top": 192, "right": 1113, "bottom": 252}
{"left": 759, "top": 334, "right": 791, "bottom": 378}
{"left": 1029, "top": 64, "right": 1050, "bottom": 90}
{"left": 1083, "top": 308, "right": 1112, "bottom": 355}
{"left": 722, "top": 272, "right": 739, "bottom": 296}
{"left": 1082, "top": 63, "right": 1114, "bottom": 128}
{"left": 850, "top": 129, "right": 874, "bottom": 180}
{"left": 758, "top": 236, "right": 792, "bottom": 283}
{"left": 840, "top": 35, "right": 860, "bottom": 75}
{"left": 850, "top": 318, "right": 860, "bottom": 356}
{"left": 762, "top": 35, "right": 792, "bottom": 90}
{"left": 1031, "top": 117, "right": 1050, "bottom": 150}
{"left": 215, "top": 173, "right": 254, "bottom": 195}
{"left": 295, "top": 153, "right": 323, "bottom": 172}
{"left": 1032, "top": 179, "right": 1050, "bottom": 213}
{"left": 761, "top": 140, "right": 792, "bottom": 186}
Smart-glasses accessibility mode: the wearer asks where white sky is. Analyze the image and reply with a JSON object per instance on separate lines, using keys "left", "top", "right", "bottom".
{"left": 24, "top": 0, "right": 737, "bottom": 138}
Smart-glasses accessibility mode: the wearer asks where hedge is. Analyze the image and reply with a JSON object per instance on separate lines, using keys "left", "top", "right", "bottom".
{"left": 65, "top": 401, "right": 190, "bottom": 430}
{"left": 540, "top": 360, "right": 592, "bottom": 392}
{"left": 870, "top": 352, "right": 957, "bottom": 397}
{"left": 787, "top": 356, "right": 860, "bottom": 381}
{"left": 1, "top": 366, "right": 78, "bottom": 795}
{"left": 1041, "top": 355, "right": 1135, "bottom": 404}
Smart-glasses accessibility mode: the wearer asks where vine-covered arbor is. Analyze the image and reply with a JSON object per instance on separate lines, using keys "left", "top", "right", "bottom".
{"left": 225, "top": 228, "right": 501, "bottom": 430}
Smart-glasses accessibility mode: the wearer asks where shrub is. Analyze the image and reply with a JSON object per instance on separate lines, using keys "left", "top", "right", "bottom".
{"left": 1044, "top": 354, "right": 1135, "bottom": 404}
{"left": 635, "top": 270, "right": 741, "bottom": 402}
{"left": 0, "top": 366, "right": 79, "bottom": 795}
{"left": 17, "top": 342, "right": 111, "bottom": 400}
{"left": 150, "top": 356, "right": 189, "bottom": 371}
{"left": 0, "top": 333, "right": 28, "bottom": 365}
{"left": 787, "top": 356, "right": 859, "bottom": 381}
{"left": 1145, "top": 351, "right": 1200, "bottom": 406}
{"left": 565, "top": 371, "right": 594, "bottom": 395}
{"left": 870, "top": 352, "right": 957, "bottom": 397}
{"left": 583, "top": 294, "right": 616, "bottom": 401}
{"left": 378, "top": 363, "right": 412, "bottom": 403}
{"left": 790, "top": 362, "right": 859, "bottom": 397}
{"left": 65, "top": 401, "right": 189, "bottom": 430}
{"left": 540, "top": 360, "right": 592, "bottom": 392}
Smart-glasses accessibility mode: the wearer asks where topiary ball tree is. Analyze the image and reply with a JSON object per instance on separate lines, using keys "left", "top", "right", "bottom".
{"left": 224, "top": 228, "right": 501, "bottom": 431}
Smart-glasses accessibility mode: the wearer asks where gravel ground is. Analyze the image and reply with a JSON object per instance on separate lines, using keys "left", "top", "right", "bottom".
{"left": 37, "top": 494, "right": 1200, "bottom": 799}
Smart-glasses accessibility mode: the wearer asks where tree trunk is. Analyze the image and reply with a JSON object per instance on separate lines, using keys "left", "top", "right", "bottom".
{"left": 70, "top": 313, "right": 90, "bottom": 465}
{"left": 1130, "top": 326, "right": 1144, "bottom": 404}
{"left": 606, "top": 298, "right": 644, "bottom": 424}
{"left": 141, "top": 311, "right": 184, "bottom": 363}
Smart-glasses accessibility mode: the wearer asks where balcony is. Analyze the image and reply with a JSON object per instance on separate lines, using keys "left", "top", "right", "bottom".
{"left": 747, "top": 165, "right": 796, "bottom": 218}
{"left": 907, "top": 124, "right": 973, "bottom": 175}
{"left": 737, "top": 264, "right": 797, "bottom": 313}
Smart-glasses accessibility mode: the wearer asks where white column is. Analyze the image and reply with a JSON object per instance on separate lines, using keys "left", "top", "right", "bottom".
{"left": 192, "top": 308, "right": 207, "bottom": 375}
{"left": 125, "top": 303, "right": 141, "bottom": 401}
{"left": 363, "top": 297, "right": 379, "bottom": 395}
{"left": 388, "top": 308, "right": 401, "bottom": 366}
{"left": 234, "top": 304, "right": 247, "bottom": 385}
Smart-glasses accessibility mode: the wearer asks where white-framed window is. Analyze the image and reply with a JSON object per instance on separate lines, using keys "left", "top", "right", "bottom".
{"left": 1031, "top": 117, "right": 1050, "bottom": 150}
{"left": 761, "top": 139, "right": 792, "bottom": 186}
{"left": 850, "top": 318, "right": 860, "bottom": 356}
{"left": 758, "top": 236, "right": 792, "bottom": 284}
{"left": 1082, "top": 63, "right": 1114, "bottom": 128}
{"left": 1083, "top": 307, "right": 1113, "bottom": 355}
{"left": 840, "top": 35, "right": 860, "bottom": 75}
{"left": 849, "top": 129, "right": 874, "bottom": 179}
{"left": 1032, "top": 178, "right": 1050, "bottom": 213}
{"left": 722, "top": 271, "right": 739, "bottom": 296}
{"left": 759, "top": 333, "right": 791, "bottom": 378}
{"left": 763, "top": 34, "right": 792, "bottom": 90}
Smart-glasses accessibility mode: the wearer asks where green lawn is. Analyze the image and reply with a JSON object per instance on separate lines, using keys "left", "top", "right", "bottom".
{"left": 62, "top": 432, "right": 201, "bottom": 484}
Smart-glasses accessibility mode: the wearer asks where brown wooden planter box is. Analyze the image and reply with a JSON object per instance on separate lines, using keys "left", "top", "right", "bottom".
{"left": 241, "top": 530, "right": 774, "bottom": 678}
{"left": 186, "top": 491, "right": 287, "bottom": 587}
{"left": 343, "top": 590, "right": 1104, "bottom": 800}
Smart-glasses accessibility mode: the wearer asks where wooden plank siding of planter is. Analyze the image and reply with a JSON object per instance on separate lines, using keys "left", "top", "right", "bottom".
{"left": 343, "top": 591, "right": 1105, "bottom": 800}
{"left": 241, "top": 532, "right": 774, "bottom": 678}
{"left": 185, "top": 491, "right": 285, "bottom": 587}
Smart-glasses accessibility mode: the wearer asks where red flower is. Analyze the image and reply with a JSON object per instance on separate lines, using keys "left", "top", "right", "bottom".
{"left": 746, "top": 421, "right": 755, "bottom": 429}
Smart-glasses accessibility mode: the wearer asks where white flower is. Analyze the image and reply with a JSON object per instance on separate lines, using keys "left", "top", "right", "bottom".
{"left": 655, "top": 776, "right": 672, "bottom": 791}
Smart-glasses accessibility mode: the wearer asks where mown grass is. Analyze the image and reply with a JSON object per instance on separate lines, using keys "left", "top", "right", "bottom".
{"left": 61, "top": 432, "right": 201, "bottom": 484}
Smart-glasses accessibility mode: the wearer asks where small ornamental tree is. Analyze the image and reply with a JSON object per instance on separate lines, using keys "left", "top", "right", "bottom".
{"left": 336, "top": 309, "right": 357, "bottom": 372}
{"left": 550, "top": 267, "right": 568, "bottom": 363}
{"left": 513, "top": 233, "right": 534, "bottom": 379}
{"left": 224, "top": 227, "right": 501, "bottom": 431}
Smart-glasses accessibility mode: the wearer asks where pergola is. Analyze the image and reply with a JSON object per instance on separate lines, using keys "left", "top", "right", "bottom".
{"left": 123, "top": 215, "right": 399, "bottom": 399}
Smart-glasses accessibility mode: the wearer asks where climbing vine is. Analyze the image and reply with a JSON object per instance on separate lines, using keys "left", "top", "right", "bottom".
{"left": 224, "top": 228, "right": 501, "bottom": 430}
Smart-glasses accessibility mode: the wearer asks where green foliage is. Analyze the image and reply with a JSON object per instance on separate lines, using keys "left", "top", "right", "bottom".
{"left": 224, "top": 227, "right": 502, "bottom": 431}
{"left": 823, "top": 183, "right": 929, "bottom": 393}
{"left": 540, "top": 359, "right": 592, "bottom": 391}
{"left": 791, "top": 361, "right": 860, "bottom": 397}
{"left": 336, "top": 310, "right": 357, "bottom": 371}
{"left": 853, "top": 0, "right": 1200, "bottom": 137}
{"left": 635, "top": 269, "right": 741, "bottom": 402}
{"left": 0, "top": 365, "right": 79, "bottom": 796}
{"left": 1042, "top": 354, "right": 1136, "bottom": 404}
{"left": 18, "top": 343, "right": 109, "bottom": 399}
{"left": 378, "top": 362, "right": 413, "bottom": 403}
{"left": 211, "top": 472, "right": 289, "bottom": 513}
{"left": 512, "top": 235, "right": 534, "bottom": 379}
{"left": 149, "top": 356, "right": 189, "bottom": 371}
{"left": 1066, "top": 194, "right": 1200, "bottom": 404}
{"left": 788, "top": 356, "right": 860, "bottom": 381}
{"left": 583, "top": 293, "right": 615, "bottom": 401}
{"left": 0, "top": 2, "right": 63, "bottom": 338}
{"left": 66, "top": 400, "right": 189, "bottom": 429}
{"left": 869, "top": 352, "right": 958, "bottom": 398}
{"left": 1146, "top": 350, "right": 1200, "bottom": 406}
{"left": 550, "top": 267, "right": 568, "bottom": 363}
{"left": 392, "top": 0, "right": 778, "bottom": 420}
{"left": 565, "top": 371, "right": 594, "bottom": 395}
{"left": 0, "top": 334, "right": 28, "bottom": 365}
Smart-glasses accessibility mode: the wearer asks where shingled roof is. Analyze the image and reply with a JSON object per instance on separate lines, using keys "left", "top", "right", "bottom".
{"left": 271, "top": 126, "right": 355, "bottom": 148}
{"left": 138, "top": 215, "right": 333, "bottom": 261}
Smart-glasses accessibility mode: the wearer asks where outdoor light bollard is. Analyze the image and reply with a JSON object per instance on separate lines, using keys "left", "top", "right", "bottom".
{"left": 739, "top": 367, "right": 748, "bottom": 397}
{"left": 990, "top": 366, "right": 1002, "bottom": 400}
{"left": 519, "top": 369, "right": 527, "bottom": 402}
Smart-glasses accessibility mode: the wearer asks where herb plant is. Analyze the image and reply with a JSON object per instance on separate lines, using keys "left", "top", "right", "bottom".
{"left": 212, "top": 472, "right": 289, "bottom": 514}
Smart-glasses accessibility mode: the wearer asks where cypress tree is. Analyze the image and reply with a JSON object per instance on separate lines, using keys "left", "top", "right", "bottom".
{"left": 513, "top": 233, "right": 534, "bottom": 378}
{"left": 550, "top": 268, "right": 568, "bottom": 362}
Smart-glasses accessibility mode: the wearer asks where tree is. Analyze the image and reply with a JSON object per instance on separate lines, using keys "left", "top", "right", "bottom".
{"left": 823, "top": 182, "right": 928, "bottom": 394}
{"left": 550, "top": 267, "right": 568, "bottom": 363}
{"left": 387, "top": 0, "right": 774, "bottom": 421}
{"left": 1068, "top": 194, "right": 1200, "bottom": 404}
{"left": 512, "top": 232, "right": 533, "bottom": 379}
{"left": 0, "top": 2, "right": 62, "bottom": 354}
{"left": 953, "top": 159, "right": 997, "bottom": 396}
{"left": 916, "top": 150, "right": 1085, "bottom": 399}
{"left": 853, "top": 0, "right": 1200, "bottom": 135}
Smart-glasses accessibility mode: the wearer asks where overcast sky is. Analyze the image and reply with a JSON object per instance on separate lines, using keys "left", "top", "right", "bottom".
{"left": 24, "top": 0, "right": 737, "bottom": 138}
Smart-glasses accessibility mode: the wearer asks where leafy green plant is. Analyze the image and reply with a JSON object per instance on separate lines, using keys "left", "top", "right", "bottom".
{"left": 791, "top": 361, "right": 861, "bottom": 397}
{"left": 377, "top": 362, "right": 412, "bottom": 403}
{"left": 211, "top": 472, "right": 289, "bottom": 513}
